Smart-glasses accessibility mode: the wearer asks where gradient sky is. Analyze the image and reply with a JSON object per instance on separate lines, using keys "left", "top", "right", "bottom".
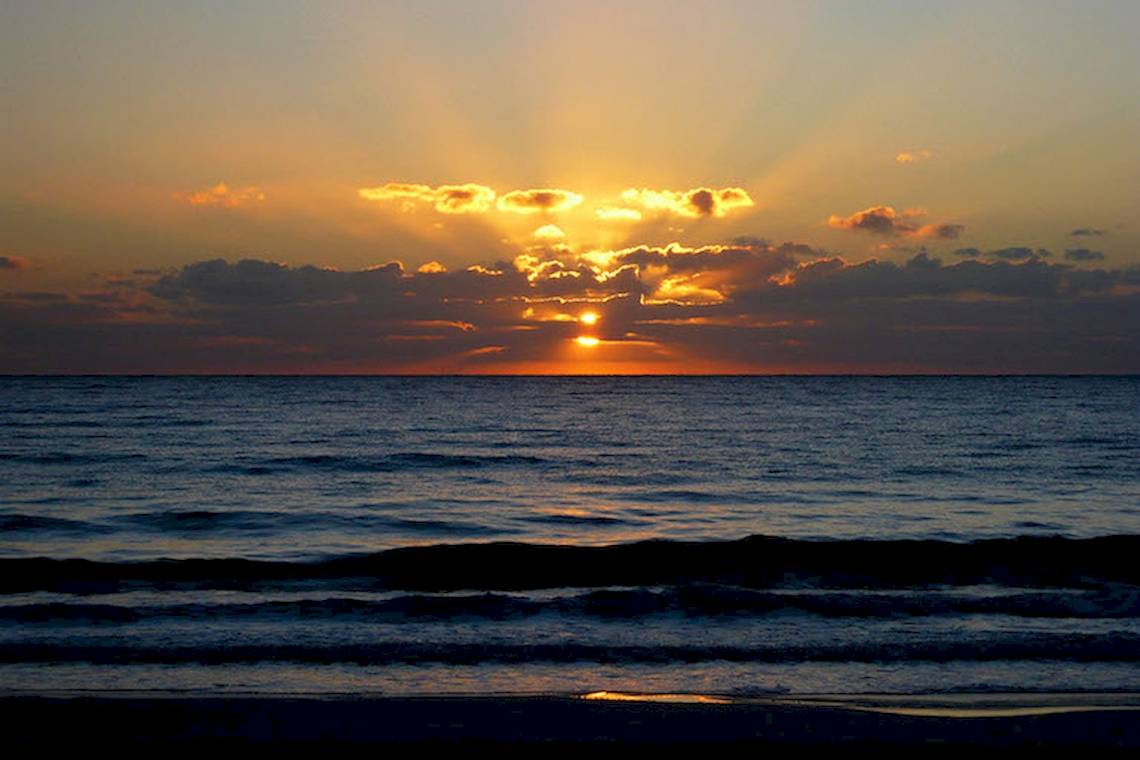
{"left": 2, "top": 1, "right": 1138, "bottom": 373}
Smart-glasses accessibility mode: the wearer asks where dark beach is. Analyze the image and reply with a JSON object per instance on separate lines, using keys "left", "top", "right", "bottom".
{"left": 4, "top": 692, "right": 1139, "bottom": 749}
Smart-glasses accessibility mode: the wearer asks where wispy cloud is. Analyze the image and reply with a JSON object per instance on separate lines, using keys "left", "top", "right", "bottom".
{"left": 895, "top": 149, "right": 935, "bottom": 164}
{"left": 358, "top": 183, "right": 497, "bottom": 214}
{"left": 173, "top": 182, "right": 265, "bottom": 207}
{"left": 595, "top": 207, "right": 643, "bottom": 222}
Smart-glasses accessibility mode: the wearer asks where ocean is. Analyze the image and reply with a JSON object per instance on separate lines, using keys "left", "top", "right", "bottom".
{"left": 1, "top": 376, "right": 1138, "bottom": 697}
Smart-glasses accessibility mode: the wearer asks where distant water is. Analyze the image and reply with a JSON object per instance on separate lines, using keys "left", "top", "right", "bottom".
{"left": 1, "top": 376, "right": 1138, "bottom": 696}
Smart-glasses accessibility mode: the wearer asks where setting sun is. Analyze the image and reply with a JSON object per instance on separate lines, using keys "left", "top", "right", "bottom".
{"left": 3, "top": 2, "right": 1138, "bottom": 750}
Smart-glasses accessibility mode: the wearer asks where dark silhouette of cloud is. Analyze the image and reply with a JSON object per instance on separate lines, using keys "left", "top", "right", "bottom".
{"left": 1070, "top": 228, "right": 1107, "bottom": 237}
{"left": 2, "top": 245, "right": 1138, "bottom": 374}
{"left": 955, "top": 247, "right": 1051, "bottom": 261}
{"left": 1064, "top": 248, "right": 1105, "bottom": 262}
{"left": 828, "top": 207, "right": 964, "bottom": 238}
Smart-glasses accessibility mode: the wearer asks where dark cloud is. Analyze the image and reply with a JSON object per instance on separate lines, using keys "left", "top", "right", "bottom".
{"left": 496, "top": 189, "right": 583, "bottom": 214}
{"left": 923, "top": 224, "right": 965, "bottom": 239}
{"left": 1064, "top": 248, "right": 1105, "bottom": 262}
{"left": 730, "top": 237, "right": 820, "bottom": 257}
{"left": 1070, "top": 228, "right": 1107, "bottom": 237}
{"left": 955, "top": 247, "right": 1051, "bottom": 261}
{"left": 2, "top": 246, "right": 1138, "bottom": 374}
{"left": 828, "top": 207, "right": 964, "bottom": 239}
{"left": 828, "top": 206, "right": 900, "bottom": 234}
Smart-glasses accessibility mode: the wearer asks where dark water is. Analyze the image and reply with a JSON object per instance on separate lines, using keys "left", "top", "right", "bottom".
{"left": 1, "top": 376, "right": 1138, "bottom": 695}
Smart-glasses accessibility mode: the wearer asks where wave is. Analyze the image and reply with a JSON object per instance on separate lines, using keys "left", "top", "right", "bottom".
{"left": 111, "top": 510, "right": 512, "bottom": 536}
{"left": 0, "top": 513, "right": 111, "bottom": 535}
{"left": 0, "top": 451, "right": 145, "bottom": 465}
{"left": 199, "top": 452, "right": 551, "bottom": 475}
{"left": 3, "top": 585, "right": 1137, "bottom": 625}
{"left": 3, "top": 631, "right": 1138, "bottom": 665}
{"left": 2, "top": 534, "right": 1138, "bottom": 593}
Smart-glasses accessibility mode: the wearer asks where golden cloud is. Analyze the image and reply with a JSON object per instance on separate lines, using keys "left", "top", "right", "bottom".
{"left": 417, "top": 261, "right": 448, "bottom": 274}
{"left": 497, "top": 188, "right": 584, "bottom": 214}
{"left": 358, "top": 183, "right": 496, "bottom": 214}
{"left": 595, "top": 207, "right": 643, "bottom": 222}
{"left": 896, "top": 149, "right": 935, "bottom": 164}
{"left": 620, "top": 187, "right": 754, "bottom": 218}
{"left": 174, "top": 182, "right": 265, "bottom": 208}
{"left": 533, "top": 224, "right": 565, "bottom": 240}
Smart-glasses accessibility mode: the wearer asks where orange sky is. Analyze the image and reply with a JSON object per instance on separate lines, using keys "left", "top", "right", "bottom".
{"left": 1, "top": 2, "right": 1138, "bottom": 373}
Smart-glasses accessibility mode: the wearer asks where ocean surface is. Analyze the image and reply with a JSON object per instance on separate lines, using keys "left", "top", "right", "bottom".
{"left": 1, "top": 376, "right": 1138, "bottom": 696}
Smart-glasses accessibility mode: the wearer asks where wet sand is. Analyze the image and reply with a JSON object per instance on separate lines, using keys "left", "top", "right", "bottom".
{"left": 2, "top": 692, "right": 1138, "bottom": 750}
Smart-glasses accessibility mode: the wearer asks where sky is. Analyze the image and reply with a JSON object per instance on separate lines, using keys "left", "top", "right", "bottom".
{"left": 2, "top": 0, "right": 1138, "bottom": 373}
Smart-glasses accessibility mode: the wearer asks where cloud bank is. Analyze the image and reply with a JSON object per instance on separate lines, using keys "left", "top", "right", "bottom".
{"left": 2, "top": 239, "right": 1136, "bottom": 374}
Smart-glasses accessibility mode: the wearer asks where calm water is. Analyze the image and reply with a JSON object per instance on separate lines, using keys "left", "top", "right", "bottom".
{"left": 1, "top": 376, "right": 1138, "bottom": 696}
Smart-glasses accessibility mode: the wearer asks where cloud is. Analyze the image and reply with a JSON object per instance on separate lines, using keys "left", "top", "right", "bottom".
{"left": 895, "top": 149, "right": 934, "bottom": 164}
{"left": 0, "top": 256, "right": 29, "bottom": 270}
{"left": 358, "top": 182, "right": 497, "bottom": 214}
{"left": 496, "top": 189, "right": 583, "bottom": 214}
{"left": 1070, "top": 228, "right": 1107, "bottom": 237}
{"left": 595, "top": 207, "right": 643, "bottom": 222}
{"left": 1064, "top": 248, "right": 1105, "bottom": 262}
{"left": 173, "top": 182, "right": 265, "bottom": 207}
{"left": 828, "top": 206, "right": 964, "bottom": 238}
{"left": 620, "top": 187, "right": 755, "bottom": 218}
{"left": 3, "top": 242, "right": 1138, "bottom": 374}
{"left": 911, "top": 224, "right": 964, "bottom": 239}
{"left": 827, "top": 206, "right": 907, "bottom": 234}
{"left": 955, "top": 247, "right": 1051, "bottom": 261}
{"left": 533, "top": 224, "right": 565, "bottom": 240}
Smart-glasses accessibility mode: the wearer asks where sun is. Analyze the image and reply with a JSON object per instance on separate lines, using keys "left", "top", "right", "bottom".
{"left": 579, "top": 311, "right": 599, "bottom": 326}
{"left": 575, "top": 336, "right": 600, "bottom": 347}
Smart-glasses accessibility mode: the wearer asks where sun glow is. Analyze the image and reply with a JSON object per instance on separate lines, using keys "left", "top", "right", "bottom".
{"left": 579, "top": 311, "right": 599, "bottom": 325}
{"left": 575, "top": 336, "right": 600, "bottom": 347}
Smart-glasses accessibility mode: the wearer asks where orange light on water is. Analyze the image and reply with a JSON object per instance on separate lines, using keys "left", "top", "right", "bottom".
{"left": 575, "top": 336, "right": 600, "bottom": 347}
{"left": 582, "top": 691, "right": 731, "bottom": 705}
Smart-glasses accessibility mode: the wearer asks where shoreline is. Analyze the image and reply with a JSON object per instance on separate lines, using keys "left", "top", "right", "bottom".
{"left": 3, "top": 691, "right": 1138, "bottom": 748}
